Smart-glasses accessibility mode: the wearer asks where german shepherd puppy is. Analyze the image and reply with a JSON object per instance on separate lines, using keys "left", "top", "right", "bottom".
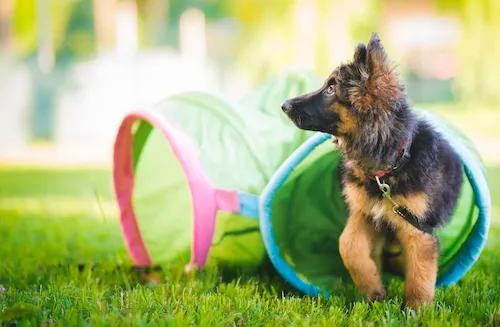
{"left": 281, "top": 33, "right": 462, "bottom": 309}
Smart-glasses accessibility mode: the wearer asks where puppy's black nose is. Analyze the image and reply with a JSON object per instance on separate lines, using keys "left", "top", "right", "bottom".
{"left": 281, "top": 100, "right": 293, "bottom": 113}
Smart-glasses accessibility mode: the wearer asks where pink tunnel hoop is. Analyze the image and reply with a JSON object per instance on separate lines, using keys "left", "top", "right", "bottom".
{"left": 113, "top": 111, "right": 241, "bottom": 268}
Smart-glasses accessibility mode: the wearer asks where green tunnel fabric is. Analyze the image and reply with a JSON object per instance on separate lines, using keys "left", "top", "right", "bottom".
{"left": 272, "top": 144, "right": 350, "bottom": 288}
{"left": 132, "top": 126, "right": 193, "bottom": 263}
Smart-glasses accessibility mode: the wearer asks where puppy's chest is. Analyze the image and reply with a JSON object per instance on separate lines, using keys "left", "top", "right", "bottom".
{"left": 343, "top": 182, "right": 390, "bottom": 220}
{"left": 342, "top": 180, "right": 429, "bottom": 226}
{"left": 367, "top": 200, "right": 389, "bottom": 221}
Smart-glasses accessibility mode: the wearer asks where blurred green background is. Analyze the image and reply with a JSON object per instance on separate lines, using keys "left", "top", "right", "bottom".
{"left": 0, "top": 0, "right": 499, "bottom": 166}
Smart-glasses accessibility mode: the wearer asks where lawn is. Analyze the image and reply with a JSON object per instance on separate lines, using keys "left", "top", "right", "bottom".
{"left": 0, "top": 162, "right": 498, "bottom": 326}
{"left": 0, "top": 102, "right": 500, "bottom": 326}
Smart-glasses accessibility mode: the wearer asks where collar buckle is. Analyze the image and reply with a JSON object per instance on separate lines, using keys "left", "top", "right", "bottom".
{"left": 371, "top": 138, "right": 412, "bottom": 179}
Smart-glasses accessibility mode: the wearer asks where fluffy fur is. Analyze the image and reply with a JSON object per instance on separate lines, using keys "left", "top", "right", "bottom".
{"left": 281, "top": 33, "right": 462, "bottom": 309}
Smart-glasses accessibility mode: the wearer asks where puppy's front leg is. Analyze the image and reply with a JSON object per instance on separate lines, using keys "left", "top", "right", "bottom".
{"left": 397, "top": 228, "right": 438, "bottom": 310}
{"left": 339, "top": 211, "right": 385, "bottom": 301}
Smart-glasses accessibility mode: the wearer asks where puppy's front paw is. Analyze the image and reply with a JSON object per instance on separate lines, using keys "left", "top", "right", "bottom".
{"left": 405, "top": 296, "right": 433, "bottom": 311}
{"left": 367, "top": 287, "right": 386, "bottom": 302}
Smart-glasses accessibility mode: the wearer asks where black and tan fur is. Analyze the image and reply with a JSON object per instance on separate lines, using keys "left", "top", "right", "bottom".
{"left": 281, "top": 33, "right": 462, "bottom": 309}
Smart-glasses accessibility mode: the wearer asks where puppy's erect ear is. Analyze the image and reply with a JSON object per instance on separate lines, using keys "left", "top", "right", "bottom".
{"left": 353, "top": 43, "right": 367, "bottom": 65}
{"left": 366, "top": 33, "right": 390, "bottom": 75}
{"left": 348, "top": 33, "right": 403, "bottom": 112}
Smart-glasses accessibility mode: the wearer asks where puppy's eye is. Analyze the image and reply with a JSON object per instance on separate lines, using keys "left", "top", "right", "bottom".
{"left": 325, "top": 85, "right": 335, "bottom": 96}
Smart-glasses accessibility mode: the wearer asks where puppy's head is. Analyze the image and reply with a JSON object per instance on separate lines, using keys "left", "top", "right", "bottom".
{"left": 282, "top": 33, "right": 404, "bottom": 137}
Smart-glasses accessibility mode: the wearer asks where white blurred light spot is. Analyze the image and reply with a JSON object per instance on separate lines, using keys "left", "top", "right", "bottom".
{"left": 180, "top": 8, "right": 206, "bottom": 63}
{"left": 390, "top": 15, "right": 458, "bottom": 48}
{"left": 116, "top": 0, "right": 138, "bottom": 57}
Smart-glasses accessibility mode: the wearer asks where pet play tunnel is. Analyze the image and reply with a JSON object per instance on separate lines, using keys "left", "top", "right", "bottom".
{"left": 113, "top": 73, "right": 490, "bottom": 296}
{"left": 113, "top": 73, "right": 321, "bottom": 269}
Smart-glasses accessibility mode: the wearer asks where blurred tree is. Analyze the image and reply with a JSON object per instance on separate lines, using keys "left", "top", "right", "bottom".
{"left": 12, "top": 0, "right": 36, "bottom": 57}
{"left": 224, "top": 0, "right": 298, "bottom": 84}
{"left": 348, "top": 0, "right": 381, "bottom": 43}
{"left": 135, "top": 0, "right": 228, "bottom": 47}
{"left": 37, "top": 0, "right": 54, "bottom": 72}
{"left": 137, "top": 0, "right": 168, "bottom": 46}
{"left": 316, "top": 0, "right": 381, "bottom": 73}
{"left": 12, "top": 0, "right": 95, "bottom": 63}
{"left": 55, "top": 0, "right": 95, "bottom": 63}
{"left": 223, "top": 0, "right": 381, "bottom": 84}
{"left": 436, "top": 0, "right": 500, "bottom": 105}
{"left": 11, "top": 0, "right": 96, "bottom": 141}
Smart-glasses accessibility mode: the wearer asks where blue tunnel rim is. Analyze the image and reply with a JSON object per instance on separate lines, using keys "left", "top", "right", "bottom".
{"left": 258, "top": 113, "right": 491, "bottom": 297}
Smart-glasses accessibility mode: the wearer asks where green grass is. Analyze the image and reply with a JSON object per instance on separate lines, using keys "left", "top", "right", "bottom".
{"left": 0, "top": 165, "right": 498, "bottom": 326}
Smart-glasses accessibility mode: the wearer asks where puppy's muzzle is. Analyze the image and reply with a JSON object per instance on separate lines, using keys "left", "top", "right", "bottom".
{"left": 281, "top": 100, "right": 293, "bottom": 114}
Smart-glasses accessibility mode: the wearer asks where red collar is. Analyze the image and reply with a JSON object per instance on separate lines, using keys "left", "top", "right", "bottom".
{"left": 372, "top": 138, "right": 412, "bottom": 179}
